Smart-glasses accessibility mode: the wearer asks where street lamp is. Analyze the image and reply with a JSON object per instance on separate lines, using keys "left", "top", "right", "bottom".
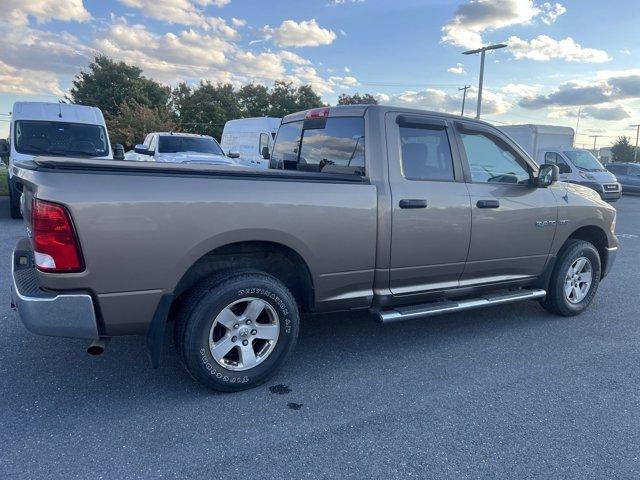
{"left": 463, "top": 43, "right": 507, "bottom": 120}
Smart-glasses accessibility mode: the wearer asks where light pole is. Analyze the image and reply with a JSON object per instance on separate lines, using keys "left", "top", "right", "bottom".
{"left": 463, "top": 43, "right": 507, "bottom": 120}
{"left": 589, "top": 135, "right": 602, "bottom": 152}
{"left": 630, "top": 124, "right": 640, "bottom": 162}
{"left": 459, "top": 85, "right": 471, "bottom": 116}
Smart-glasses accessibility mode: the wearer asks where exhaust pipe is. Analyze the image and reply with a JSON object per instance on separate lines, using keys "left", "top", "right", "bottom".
{"left": 87, "top": 338, "right": 110, "bottom": 356}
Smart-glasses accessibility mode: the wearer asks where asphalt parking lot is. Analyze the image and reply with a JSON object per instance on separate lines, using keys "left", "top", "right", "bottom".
{"left": 1, "top": 195, "right": 639, "bottom": 479}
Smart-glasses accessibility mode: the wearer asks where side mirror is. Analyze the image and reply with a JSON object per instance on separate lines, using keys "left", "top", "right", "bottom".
{"left": 113, "top": 144, "right": 125, "bottom": 161}
{"left": 261, "top": 146, "right": 270, "bottom": 160}
{"left": 537, "top": 163, "right": 559, "bottom": 187}
{"left": 228, "top": 151, "right": 240, "bottom": 159}
{"left": 134, "top": 144, "right": 153, "bottom": 156}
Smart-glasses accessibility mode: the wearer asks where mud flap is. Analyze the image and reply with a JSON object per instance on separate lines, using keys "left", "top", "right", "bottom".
{"left": 146, "top": 294, "right": 174, "bottom": 369}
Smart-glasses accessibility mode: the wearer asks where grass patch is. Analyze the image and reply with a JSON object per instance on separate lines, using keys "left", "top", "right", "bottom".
{"left": 0, "top": 166, "right": 8, "bottom": 196}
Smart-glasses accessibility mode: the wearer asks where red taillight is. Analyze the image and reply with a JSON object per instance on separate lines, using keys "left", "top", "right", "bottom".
{"left": 31, "top": 198, "right": 84, "bottom": 273}
{"left": 305, "top": 107, "right": 330, "bottom": 119}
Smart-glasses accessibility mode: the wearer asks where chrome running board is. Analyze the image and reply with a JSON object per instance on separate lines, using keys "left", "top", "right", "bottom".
{"left": 375, "top": 289, "right": 546, "bottom": 324}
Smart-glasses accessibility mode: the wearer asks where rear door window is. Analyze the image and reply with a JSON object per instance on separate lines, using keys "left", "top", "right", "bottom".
{"left": 399, "top": 126, "right": 455, "bottom": 181}
{"left": 271, "top": 117, "right": 365, "bottom": 175}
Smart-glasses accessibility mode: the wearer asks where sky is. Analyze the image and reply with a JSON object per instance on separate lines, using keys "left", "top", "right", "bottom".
{"left": 1, "top": 0, "right": 639, "bottom": 148}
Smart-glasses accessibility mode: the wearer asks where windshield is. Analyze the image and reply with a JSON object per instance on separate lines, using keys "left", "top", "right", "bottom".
{"left": 563, "top": 150, "right": 604, "bottom": 171}
{"left": 14, "top": 120, "right": 109, "bottom": 157}
{"left": 158, "top": 136, "right": 224, "bottom": 155}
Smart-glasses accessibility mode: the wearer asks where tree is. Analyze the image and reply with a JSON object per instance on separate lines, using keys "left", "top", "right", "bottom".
{"left": 238, "top": 83, "right": 270, "bottom": 117}
{"left": 171, "top": 82, "right": 242, "bottom": 139}
{"left": 268, "top": 81, "right": 299, "bottom": 118}
{"left": 268, "top": 81, "right": 324, "bottom": 117}
{"left": 611, "top": 136, "right": 636, "bottom": 162}
{"left": 68, "top": 55, "right": 170, "bottom": 117}
{"left": 107, "top": 101, "right": 176, "bottom": 150}
{"left": 337, "top": 93, "right": 379, "bottom": 105}
{"left": 295, "top": 85, "right": 324, "bottom": 111}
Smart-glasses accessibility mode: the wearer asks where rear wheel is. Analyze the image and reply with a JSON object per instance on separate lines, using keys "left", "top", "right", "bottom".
{"left": 174, "top": 271, "right": 299, "bottom": 392}
{"left": 541, "top": 239, "right": 601, "bottom": 316}
{"left": 8, "top": 176, "right": 22, "bottom": 219}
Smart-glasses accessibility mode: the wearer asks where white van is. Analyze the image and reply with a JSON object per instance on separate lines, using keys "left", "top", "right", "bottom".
{"left": 220, "top": 117, "right": 281, "bottom": 169}
{"left": 500, "top": 124, "right": 621, "bottom": 202}
{"left": 0, "top": 102, "right": 122, "bottom": 218}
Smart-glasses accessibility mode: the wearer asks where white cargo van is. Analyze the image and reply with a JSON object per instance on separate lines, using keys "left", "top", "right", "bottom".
{"left": 220, "top": 117, "right": 281, "bottom": 169}
{"left": 0, "top": 102, "right": 123, "bottom": 218}
{"left": 500, "top": 124, "right": 621, "bottom": 202}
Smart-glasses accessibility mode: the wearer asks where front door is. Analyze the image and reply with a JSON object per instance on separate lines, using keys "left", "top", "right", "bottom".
{"left": 387, "top": 113, "right": 472, "bottom": 295}
{"left": 454, "top": 122, "right": 558, "bottom": 285}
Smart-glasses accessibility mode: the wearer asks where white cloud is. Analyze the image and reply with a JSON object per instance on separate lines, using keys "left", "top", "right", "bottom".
{"left": 384, "top": 86, "right": 511, "bottom": 116}
{"left": 549, "top": 104, "right": 632, "bottom": 121}
{"left": 441, "top": 0, "right": 542, "bottom": 49}
{"left": 264, "top": 19, "right": 337, "bottom": 47}
{"left": 0, "top": 60, "right": 64, "bottom": 96}
{"left": 539, "top": 2, "right": 566, "bottom": 24}
{"left": 327, "top": 0, "right": 365, "bottom": 5}
{"left": 507, "top": 35, "right": 611, "bottom": 62}
{"left": 447, "top": 63, "right": 467, "bottom": 75}
{"left": 118, "top": 0, "right": 236, "bottom": 34}
{"left": 501, "top": 83, "right": 541, "bottom": 97}
{"left": 231, "top": 17, "right": 246, "bottom": 27}
{"left": 329, "top": 75, "right": 359, "bottom": 89}
{"left": 344, "top": 66, "right": 351, "bottom": 72}
{"left": 277, "top": 50, "right": 312, "bottom": 65}
{"left": 620, "top": 49, "right": 631, "bottom": 55}
{"left": 4, "top": 0, "right": 91, "bottom": 26}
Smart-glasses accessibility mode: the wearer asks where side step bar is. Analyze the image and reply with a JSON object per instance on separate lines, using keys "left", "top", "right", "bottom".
{"left": 375, "top": 289, "right": 546, "bottom": 324}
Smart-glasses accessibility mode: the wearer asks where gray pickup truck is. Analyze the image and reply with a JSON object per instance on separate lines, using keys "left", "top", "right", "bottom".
{"left": 9, "top": 105, "right": 618, "bottom": 392}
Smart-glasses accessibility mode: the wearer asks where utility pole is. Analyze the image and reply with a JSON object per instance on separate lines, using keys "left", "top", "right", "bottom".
{"left": 630, "top": 124, "right": 640, "bottom": 162}
{"left": 459, "top": 85, "right": 471, "bottom": 116}
{"left": 589, "top": 135, "right": 602, "bottom": 152}
{"left": 463, "top": 43, "right": 508, "bottom": 120}
{"left": 575, "top": 107, "right": 582, "bottom": 144}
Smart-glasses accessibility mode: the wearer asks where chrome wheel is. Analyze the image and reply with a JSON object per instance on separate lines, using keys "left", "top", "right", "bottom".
{"left": 208, "top": 298, "right": 280, "bottom": 371}
{"left": 564, "top": 256, "right": 593, "bottom": 304}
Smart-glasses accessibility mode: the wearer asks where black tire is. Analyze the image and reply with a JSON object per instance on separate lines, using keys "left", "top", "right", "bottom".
{"left": 174, "top": 271, "right": 299, "bottom": 392}
{"left": 8, "top": 177, "right": 22, "bottom": 219}
{"left": 541, "top": 239, "right": 601, "bottom": 316}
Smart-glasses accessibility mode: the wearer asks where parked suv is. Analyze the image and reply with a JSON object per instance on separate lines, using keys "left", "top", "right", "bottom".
{"left": 10, "top": 106, "right": 618, "bottom": 392}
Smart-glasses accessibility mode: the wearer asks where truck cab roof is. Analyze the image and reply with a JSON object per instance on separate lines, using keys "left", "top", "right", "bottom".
{"left": 11, "top": 102, "right": 107, "bottom": 126}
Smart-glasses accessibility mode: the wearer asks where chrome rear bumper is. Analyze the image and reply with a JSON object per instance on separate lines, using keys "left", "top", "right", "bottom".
{"left": 10, "top": 238, "right": 99, "bottom": 339}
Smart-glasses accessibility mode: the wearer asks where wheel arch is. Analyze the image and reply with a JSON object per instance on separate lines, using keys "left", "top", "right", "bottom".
{"left": 172, "top": 240, "right": 315, "bottom": 313}
{"left": 566, "top": 225, "right": 609, "bottom": 278}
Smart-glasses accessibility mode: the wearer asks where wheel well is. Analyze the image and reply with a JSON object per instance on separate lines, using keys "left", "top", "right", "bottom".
{"left": 568, "top": 225, "right": 608, "bottom": 269}
{"left": 173, "top": 241, "right": 314, "bottom": 313}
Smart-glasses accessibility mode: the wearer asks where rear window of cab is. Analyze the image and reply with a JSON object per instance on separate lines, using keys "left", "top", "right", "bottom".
{"left": 270, "top": 117, "right": 365, "bottom": 176}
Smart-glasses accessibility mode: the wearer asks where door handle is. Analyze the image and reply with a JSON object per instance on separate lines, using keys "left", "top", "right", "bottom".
{"left": 399, "top": 199, "right": 428, "bottom": 209}
{"left": 476, "top": 199, "right": 500, "bottom": 209}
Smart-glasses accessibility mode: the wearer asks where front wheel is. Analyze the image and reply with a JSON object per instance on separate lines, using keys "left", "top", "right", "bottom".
{"left": 174, "top": 271, "right": 300, "bottom": 392}
{"left": 541, "top": 239, "right": 601, "bottom": 316}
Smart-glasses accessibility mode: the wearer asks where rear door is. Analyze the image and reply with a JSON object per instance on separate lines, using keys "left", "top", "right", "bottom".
{"left": 454, "top": 121, "right": 557, "bottom": 285}
{"left": 387, "top": 113, "right": 471, "bottom": 295}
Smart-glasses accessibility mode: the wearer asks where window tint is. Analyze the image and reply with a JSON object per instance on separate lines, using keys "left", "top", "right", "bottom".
{"left": 270, "top": 121, "right": 303, "bottom": 169}
{"left": 400, "top": 126, "right": 455, "bottom": 181}
{"left": 460, "top": 131, "right": 530, "bottom": 184}
{"left": 299, "top": 117, "right": 364, "bottom": 174}
{"left": 271, "top": 117, "right": 365, "bottom": 175}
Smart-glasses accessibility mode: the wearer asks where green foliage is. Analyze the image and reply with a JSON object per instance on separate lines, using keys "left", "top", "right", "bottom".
{"left": 67, "top": 55, "right": 326, "bottom": 144}
{"left": 337, "top": 93, "right": 379, "bottom": 105}
{"left": 107, "top": 101, "right": 177, "bottom": 150}
{"left": 611, "top": 136, "right": 637, "bottom": 163}
{"left": 238, "top": 83, "right": 270, "bottom": 117}
{"left": 68, "top": 55, "right": 170, "bottom": 117}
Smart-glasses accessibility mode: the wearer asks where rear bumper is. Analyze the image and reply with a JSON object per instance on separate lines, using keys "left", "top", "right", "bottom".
{"left": 10, "top": 238, "right": 99, "bottom": 339}
{"left": 602, "top": 246, "right": 618, "bottom": 279}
